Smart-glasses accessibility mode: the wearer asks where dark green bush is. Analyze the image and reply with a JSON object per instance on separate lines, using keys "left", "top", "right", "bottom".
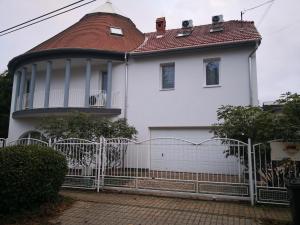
{"left": 0, "top": 145, "right": 68, "bottom": 215}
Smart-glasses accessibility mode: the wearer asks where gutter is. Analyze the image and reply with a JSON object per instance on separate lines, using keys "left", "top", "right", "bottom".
{"left": 130, "top": 39, "right": 260, "bottom": 57}
{"left": 8, "top": 48, "right": 125, "bottom": 73}
{"left": 124, "top": 52, "right": 129, "bottom": 119}
{"left": 248, "top": 41, "right": 260, "bottom": 106}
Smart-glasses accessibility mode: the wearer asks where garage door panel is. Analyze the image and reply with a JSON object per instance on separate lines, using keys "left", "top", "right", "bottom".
{"left": 149, "top": 128, "right": 240, "bottom": 175}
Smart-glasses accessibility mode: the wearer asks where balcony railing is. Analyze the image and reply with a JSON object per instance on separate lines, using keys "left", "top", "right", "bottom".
{"left": 15, "top": 89, "right": 120, "bottom": 111}
{"left": 89, "top": 90, "right": 106, "bottom": 107}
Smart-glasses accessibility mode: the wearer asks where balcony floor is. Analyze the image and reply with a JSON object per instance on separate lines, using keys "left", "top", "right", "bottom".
{"left": 12, "top": 107, "right": 121, "bottom": 119}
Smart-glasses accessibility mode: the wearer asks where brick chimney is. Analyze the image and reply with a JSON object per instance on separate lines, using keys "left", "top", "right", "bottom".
{"left": 156, "top": 17, "right": 166, "bottom": 34}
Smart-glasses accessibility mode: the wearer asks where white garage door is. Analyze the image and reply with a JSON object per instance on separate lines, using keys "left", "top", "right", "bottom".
{"left": 150, "top": 128, "right": 213, "bottom": 143}
{"left": 148, "top": 128, "right": 240, "bottom": 174}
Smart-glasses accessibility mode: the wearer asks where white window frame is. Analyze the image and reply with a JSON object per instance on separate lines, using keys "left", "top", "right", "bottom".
{"left": 160, "top": 63, "right": 175, "bottom": 91}
{"left": 203, "top": 58, "right": 221, "bottom": 88}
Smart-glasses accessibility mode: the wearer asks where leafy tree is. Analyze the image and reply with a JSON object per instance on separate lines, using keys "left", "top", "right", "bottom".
{"left": 211, "top": 93, "right": 300, "bottom": 180}
{"left": 274, "top": 92, "right": 300, "bottom": 141}
{"left": 0, "top": 70, "right": 13, "bottom": 138}
{"left": 212, "top": 92, "right": 300, "bottom": 144}
{"left": 212, "top": 105, "right": 278, "bottom": 144}
{"left": 38, "top": 113, "right": 137, "bottom": 169}
{"left": 38, "top": 112, "right": 137, "bottom": 141}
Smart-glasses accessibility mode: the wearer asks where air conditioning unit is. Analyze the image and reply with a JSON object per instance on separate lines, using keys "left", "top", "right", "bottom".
{"left": 212, "top": 15, "right": 224, "bottom": 24}
{"left": 89, "top": 92, "right": 106, "bottom": 107}
{"left": 89, "top": 95, "right": 97, "bottom": 106}
{"left": 182, "top": 20, "right": 193, "bottom": 29}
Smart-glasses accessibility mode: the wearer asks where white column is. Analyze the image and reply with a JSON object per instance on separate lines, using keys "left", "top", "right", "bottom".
{"left": 18, "top": 67, "right": 26, "bottom": 110}
{"left": 14, "top": 71, "right": 21, "bottom": 111}
{"left": 44, "top": 61, "right": 52, "bottom": 108}
{"left": 106, "top": 61, "right": 112, "bottom": 108}
{"left": 64, "top": 59, "right": 71, "bottom": 107}
{"left": 84, "top": 59, "right": 92, "bottom": 107}
{"left": 29, "top": 64, "right": 37, "bottom": 109}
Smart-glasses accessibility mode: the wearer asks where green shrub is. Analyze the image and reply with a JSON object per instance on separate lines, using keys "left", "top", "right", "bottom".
{"left": 0, "top": 145, "right": 68, "bottom": 215}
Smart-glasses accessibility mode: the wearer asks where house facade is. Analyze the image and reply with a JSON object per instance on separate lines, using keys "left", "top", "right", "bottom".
{"left": 7, "top": 1, "right": 261, "bottom": 142}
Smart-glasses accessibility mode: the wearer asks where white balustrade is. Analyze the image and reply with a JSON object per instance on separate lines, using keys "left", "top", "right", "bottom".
{"left": 15, "top": 89, "right": 120, "bottom": 110}
{"left": 89, "top": 90, "right": 107, "bottom": 107}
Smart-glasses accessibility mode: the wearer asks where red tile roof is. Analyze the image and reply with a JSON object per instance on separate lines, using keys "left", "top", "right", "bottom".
{"left": 133, "top": 20, "right": 261, "bottom": 54}
{"left": 29, "top": 13, "right": 145, "bottom": 53}
{"left": 29, "top": 13, "right": 260, "bottom": 55}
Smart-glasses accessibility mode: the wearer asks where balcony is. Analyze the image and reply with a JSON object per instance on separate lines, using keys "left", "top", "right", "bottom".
{"left": 13, "top": 89, "right": 121, "bottom": 119}
{"left": 11, "top": 57, "right": 123, "bottom": 119}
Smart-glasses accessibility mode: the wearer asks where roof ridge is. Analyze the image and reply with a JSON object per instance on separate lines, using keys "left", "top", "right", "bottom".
{"left": 144, "top": 20, "right": 255, "bottom": 35}
{"left": 134, "top": 20, "right": 260, "bottom": 53}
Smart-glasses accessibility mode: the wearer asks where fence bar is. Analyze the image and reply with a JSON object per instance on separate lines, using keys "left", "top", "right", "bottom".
{"left": 101, "top": 138, "right": 106, "bottom": 189}
{"left": 253, "top": 144, "right": 258, "bottom": 203}
{"left": 97, "top": 138, "right": 102, "bottom": 192}
{"left": 248, "top": 138, "right": 254, "bottom": 206}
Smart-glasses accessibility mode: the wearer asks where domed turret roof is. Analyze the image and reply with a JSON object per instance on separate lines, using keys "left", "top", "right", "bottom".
{"left": 28, "top": 1, "right": 144, "bottom": 53}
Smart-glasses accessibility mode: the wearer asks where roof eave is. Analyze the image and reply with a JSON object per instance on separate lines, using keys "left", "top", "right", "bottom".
{"left": 130, "top": 39, "right": 261, "bottom": 57}
{"left": 8, "top": 48, "right": 125, "bottom": 73}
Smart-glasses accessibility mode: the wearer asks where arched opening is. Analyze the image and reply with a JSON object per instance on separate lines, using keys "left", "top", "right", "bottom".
{"left": 19, "top": 131, "right": 47, "bottom": 142}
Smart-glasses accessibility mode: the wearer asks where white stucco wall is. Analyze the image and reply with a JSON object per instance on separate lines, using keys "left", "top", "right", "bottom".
{"left": 7, "top": 46, "right": 258, "bottom": 144}
{"left": 127, "top": 47, "right": 258, "bottom": 141}
{"left": 111, "top": 63, "right": 125, "bottom": 112}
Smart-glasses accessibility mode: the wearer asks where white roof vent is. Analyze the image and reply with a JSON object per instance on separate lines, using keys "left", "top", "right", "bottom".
{"left": 182, "top": 20, "right": 193, "bottom": 29}
{"left": 91, "top": 0, "right": 123, "bottom": 16}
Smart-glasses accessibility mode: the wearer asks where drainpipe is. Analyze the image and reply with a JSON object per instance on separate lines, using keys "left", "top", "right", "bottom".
{"left": 248, "top": 42, "right": 259, "bottom": 106}
{"left": 124, "top": 52, "right": 129, "bottom": 119}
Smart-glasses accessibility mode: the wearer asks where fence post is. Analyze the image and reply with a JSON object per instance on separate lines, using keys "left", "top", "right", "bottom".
{"left": 248, "top": 138, "right": 255, "bottom": 206}
{"left": 97, "top": 137, "right": 102, "bottom": 192}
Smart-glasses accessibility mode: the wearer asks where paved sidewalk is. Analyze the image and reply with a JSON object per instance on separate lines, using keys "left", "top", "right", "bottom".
{"left": 50, "top": 190, "right": 292, "bottom": 225}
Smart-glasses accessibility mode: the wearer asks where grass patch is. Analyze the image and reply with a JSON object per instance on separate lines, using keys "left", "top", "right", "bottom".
{"left": 0, "top": 195, "right": 75, "bottom": 225}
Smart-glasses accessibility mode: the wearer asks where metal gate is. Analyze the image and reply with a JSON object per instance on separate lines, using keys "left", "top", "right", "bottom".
{"left": 253, "top": 142, "right": 300, "bottom": 205}
{"left": 2, "top": 137, "right": 257, "bottom": 203}
{"left": 7, "top": 138, "right": 49, "bottom": 147}
{"left": 0, "top": 138, "right": 6, "bottom": 148}
{"left": 53, "top": 138, "right": 103, "bottom": 190}
{"left": 102, "top": 138, "right": 253, "bottom": 202}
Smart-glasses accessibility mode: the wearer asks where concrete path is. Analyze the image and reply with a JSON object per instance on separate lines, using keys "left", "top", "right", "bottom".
{"left": 50, "top": 190, "right": 292, "bottom": 225}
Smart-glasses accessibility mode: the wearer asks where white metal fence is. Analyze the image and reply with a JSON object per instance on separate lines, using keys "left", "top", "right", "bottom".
{"left": 52, "top": 138, "right": 104, "bottom": 190}
{"left": 102, "top": 138, "right": 252, "bottom": 202}
{"left": 3, "top": 136, "right": 300, "bottom": 205}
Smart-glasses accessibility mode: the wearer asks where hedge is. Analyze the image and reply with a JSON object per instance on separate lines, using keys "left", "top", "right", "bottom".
{"left": 0, "top": 145, "right": 68, "bottom": 214}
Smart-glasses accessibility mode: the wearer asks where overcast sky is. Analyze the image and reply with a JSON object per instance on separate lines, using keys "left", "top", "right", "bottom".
{"left": 0, "top": 0, "right": 299, "bottom": 103}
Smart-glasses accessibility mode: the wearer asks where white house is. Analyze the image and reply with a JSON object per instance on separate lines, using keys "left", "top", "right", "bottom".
{"left": 7, "top": 1, "right": 261, "bottom": 143}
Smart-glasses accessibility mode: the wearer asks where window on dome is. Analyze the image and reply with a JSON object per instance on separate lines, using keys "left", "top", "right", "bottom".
{"left": 110, "top": 27, "right": 123, "bottom": 36}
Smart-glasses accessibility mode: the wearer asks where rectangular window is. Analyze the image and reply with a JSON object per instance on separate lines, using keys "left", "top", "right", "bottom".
{"left": 204, "top": 59, "right": 220, "bottom": 86}
{"left": 161, "top": 63, "right": 175, "bottom": 90}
